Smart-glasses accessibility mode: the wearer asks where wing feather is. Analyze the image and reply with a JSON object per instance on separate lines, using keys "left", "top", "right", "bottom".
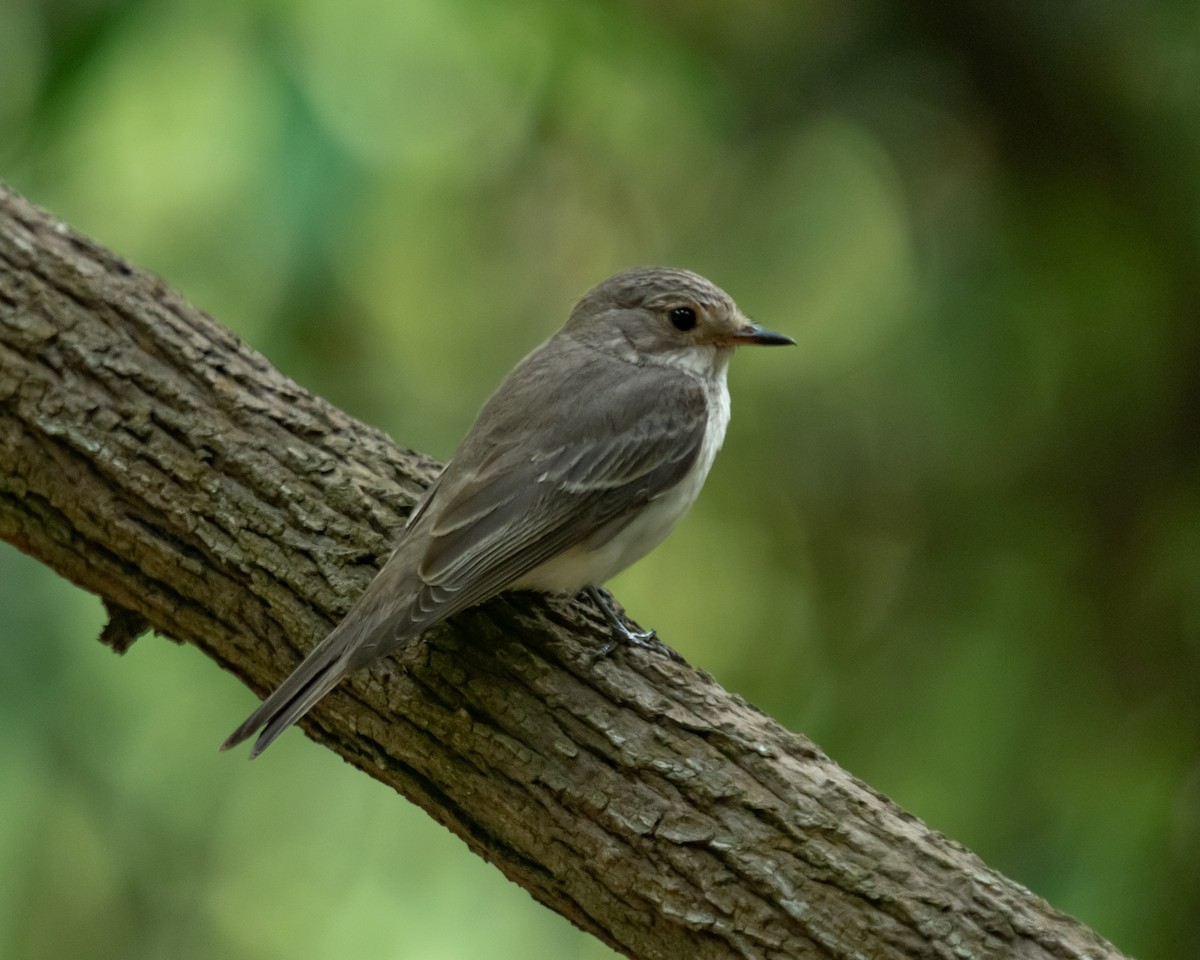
{"left": 407, "top": 342, "right": 709, "bottom": 620}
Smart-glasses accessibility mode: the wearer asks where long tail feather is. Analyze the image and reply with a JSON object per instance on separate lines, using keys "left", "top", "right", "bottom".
{"left": 221, "top": 633, "right": 354, "bottom": 758}
{"left": 222, "top": 546, "right": 427, "bottom": 757}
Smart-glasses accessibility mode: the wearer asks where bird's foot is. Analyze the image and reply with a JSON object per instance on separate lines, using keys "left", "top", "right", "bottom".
{"left": 583, "top": 586, "right": 661, "bottom": 661}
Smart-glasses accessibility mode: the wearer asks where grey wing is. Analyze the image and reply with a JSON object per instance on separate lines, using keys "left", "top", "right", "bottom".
{"left": 404, "top": 365, "right": 709, "bottom": 627}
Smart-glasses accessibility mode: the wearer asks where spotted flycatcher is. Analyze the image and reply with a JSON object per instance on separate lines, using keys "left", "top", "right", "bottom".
{"left": 223, "top": 267, "right": 792, "bottom": 756}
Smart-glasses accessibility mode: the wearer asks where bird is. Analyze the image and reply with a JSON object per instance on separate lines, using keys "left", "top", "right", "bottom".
{"left": 222, "top": 267, "right": 793, "bottom": 757}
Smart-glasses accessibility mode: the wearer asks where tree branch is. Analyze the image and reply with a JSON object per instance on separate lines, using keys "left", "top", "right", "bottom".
{"left": 0, "top": 185, "right": 1126, "bottom": 960}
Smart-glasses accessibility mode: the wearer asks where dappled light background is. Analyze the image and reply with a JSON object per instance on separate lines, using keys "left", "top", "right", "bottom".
{"left": 2, "top": 1, "right": 1198, "bottom": 958}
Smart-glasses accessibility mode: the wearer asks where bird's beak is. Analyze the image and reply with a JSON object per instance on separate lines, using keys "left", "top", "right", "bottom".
{"left": 731, "top": 321, "right": 795, "bottom": 347}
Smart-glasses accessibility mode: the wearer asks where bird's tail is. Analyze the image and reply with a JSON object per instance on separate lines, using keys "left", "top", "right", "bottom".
{"left": 221, "top": 628, "right": 359, "bottom": 759}
{"left": 223, "top": 549, "right": 429, "bottom": 758}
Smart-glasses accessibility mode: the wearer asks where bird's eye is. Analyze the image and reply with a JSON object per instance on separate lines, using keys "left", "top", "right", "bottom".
{"left": 669, "top": 306, "right": 697, "bottom": 331}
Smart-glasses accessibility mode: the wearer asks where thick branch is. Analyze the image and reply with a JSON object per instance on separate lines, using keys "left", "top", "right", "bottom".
{"left": 0, "top": 186, "right": 1126, "bottom": 960}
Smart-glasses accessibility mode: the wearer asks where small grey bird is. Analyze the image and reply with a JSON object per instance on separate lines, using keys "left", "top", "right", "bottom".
{"left": 223, "top": 267, "right": 792, "bottom": 757}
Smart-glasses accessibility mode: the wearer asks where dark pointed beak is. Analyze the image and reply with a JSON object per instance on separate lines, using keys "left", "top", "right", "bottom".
{"left": 731, "top": 322, "right": 795, "bottom": 347}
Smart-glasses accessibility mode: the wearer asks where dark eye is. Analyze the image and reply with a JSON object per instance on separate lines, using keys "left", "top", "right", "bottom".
{"left": 669, "top": 306, "right": 697, "bottom": 331}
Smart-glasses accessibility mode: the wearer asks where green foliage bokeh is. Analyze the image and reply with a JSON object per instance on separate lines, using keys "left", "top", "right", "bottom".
{"left": 2, "top": 2, "right": 1198, "bottom": 958}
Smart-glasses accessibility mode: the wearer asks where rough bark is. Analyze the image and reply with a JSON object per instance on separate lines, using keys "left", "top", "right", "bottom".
{"left": 0, "top": 185, "right": 1127, "bottom": 960}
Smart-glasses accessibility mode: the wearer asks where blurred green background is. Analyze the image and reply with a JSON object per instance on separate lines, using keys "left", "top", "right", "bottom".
{"left": 2, "top": 1, "right": 1198, "bottom": 957}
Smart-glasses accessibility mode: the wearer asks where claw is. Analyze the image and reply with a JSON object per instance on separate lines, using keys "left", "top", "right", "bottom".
{"left": 583, "top": 586, "right": 657, "bottom": 659}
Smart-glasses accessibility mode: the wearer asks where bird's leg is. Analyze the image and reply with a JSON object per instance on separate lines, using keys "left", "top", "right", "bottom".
{"left": 583, "top": 585, "right": 657, "bottom": 658}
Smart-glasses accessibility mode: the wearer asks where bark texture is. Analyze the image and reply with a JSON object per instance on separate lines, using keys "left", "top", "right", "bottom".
{"left": 0, "top": 185, "right": 1127, "bottom": 960}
